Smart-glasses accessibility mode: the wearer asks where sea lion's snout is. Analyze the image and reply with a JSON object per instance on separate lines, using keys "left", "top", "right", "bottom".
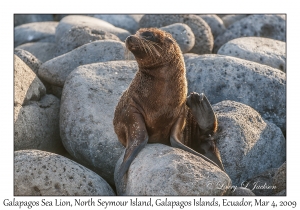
{"left": 125, "top": 35, "right": 137, "bottom": 51}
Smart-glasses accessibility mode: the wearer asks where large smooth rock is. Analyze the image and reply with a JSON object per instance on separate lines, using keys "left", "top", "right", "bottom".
{"left": 55, "top": 15, "right": 131, "bottom": 42}
{"left": 160, "top": 23, "right": 195, "bottom": 53}
{"left": 55, "top": 25, "right": 120, "bottom": 56}
{"left": 139, "top": 14, "right": 213, "bottom": 54}
{"left": 185, "top": 54, "right": 286, "bottom": 132}
{"left": 14, "top": 49, "right": 42, "bottom": 75}
{"left": 230, "top": 187, "right": 255, "bottom": 196}
{"left": 60, "top": 61, "right": 138, "bottom": 185}
{"left": 222, "top": 14, "right": 249, "bottom": 28}
{"left": 214, "top": 14, "right": 286, "bottom": 52}
{"left": 39, "top": 40, "right": 128, "bottom": 87}
{"left": 14, "top": 55, "right": 45, "bottom": 106}
{"left": 218, "top": 37, "right": 286, "bottom": 72}
{"left": 14, "top": 150, "right": 115, "bottom": 195}
{"left": 90, "top": 14, "right": 143, "bottom": 34}
{"left": 198, "top": 15, "right": 226, "bottom": 40}
{"left": 14, "top": 14, "right": 54, "bottom": 27}
{"left": 115, "top": 144, "right": 231, "bottom": 196}
{"left": 213, "top": 101, "right": 286, "bottom": 186}
{"left": 272, "top": 161, "right": 286, "bottom": 194}
{"left": 14, "top": 21, "right": 58, "bottom": 47}
{"left": 14, "top": 94, "right": 65, "bottom": 154}
{"left": 16, "top": 42, "right": 57, "bottom": 63}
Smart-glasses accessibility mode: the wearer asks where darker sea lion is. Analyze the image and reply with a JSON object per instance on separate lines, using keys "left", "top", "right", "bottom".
{"left": 113, "top": 28, "right": 224, "bottom": 195}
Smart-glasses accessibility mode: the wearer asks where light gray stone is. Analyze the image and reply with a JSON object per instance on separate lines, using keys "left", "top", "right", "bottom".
{"left": 60, "top": 60, "right": 138, "bottom": 185}
{"left": 160, "top": 23, "right": 195, "bottom": 53}
{"left": 55, "top": 25, "right": 120, "bottom": 56}
{"left": 14, "top": 21, "right": 58, "bottom": 47}
{"left": 14, "top": 55, "right": 46, "bottom": 106}
{"left": 185, "top": 54, "right": 286, "bottom": 132}
{"left": 272, "top": 161, "right": 286, "bottom": 194}
{"left": 139, "top": 14, "right": 213, "bottom": 54}
{"left": 55, "top": 15, "right": 131, "bottom": 42}
{"left": 14, "top": 150, "right": 115, "bottom": 195}
{"left": 39, "top": 40, "right": 128, "bottom": 87}
{"left": 213, "top": 101, "right": 286, "bottom": 186}
{"left": 230, "top": 187, "right": 255, "bottom": 196}
{"left": 115, "top": 144, "right": 231, "bottom": 196}
{"left": 14, "top": 94, "right": 65, "bottom": 154}
{"left": 14, "top": 49, "right": 42, "bottom": 74}
{"left": 218, "top": 37, "right": 286, "bottom": 72}
{"left": 214, "top": 14, "right": 286, "bottom": 52}
{"left": 222, "top": 14, "right": 249, "bottom": 28}
{"left": 90, "top": 14, "right": 143, "bottom": 34}
{"left": 16, "top": 42, "right": 57, "bottom": 63}
{"left": 199, "top": 15, "right": 226, "bottom": 40}
{"left": 14, "top": 14, "right": 54, "bottom": 27}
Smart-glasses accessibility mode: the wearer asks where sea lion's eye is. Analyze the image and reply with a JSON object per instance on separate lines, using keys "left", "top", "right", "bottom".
{"left": 141, "top": 31, "right": 156, "bottom": 41}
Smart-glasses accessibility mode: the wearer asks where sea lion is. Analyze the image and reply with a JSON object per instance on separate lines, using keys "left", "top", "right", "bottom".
{"left": 113, "top": 28, "right": 224, "bottom": 195}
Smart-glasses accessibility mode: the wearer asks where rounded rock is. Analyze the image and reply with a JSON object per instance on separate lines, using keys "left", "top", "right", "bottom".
{"left": 185, "top": 54, "right": 286, "bottom": 132}
{"left": 114, "top": 144, "right": 231, "bottom": 195}
{"left": 214, "top": 14, "right": 286, "bottom": 52}
{"left": 16, "top": 42, "right": 57, "bottom": 63}
{"left": 14, "top": 14, "right": 54, "bottom": 27}
{"left": 160, "top": 23, "right": 195, "bottom": 53}
{"left": 213, "top": 101, "right": 286, "bottom": 186}
{"left": 39, "top": 40, "right": 128, "bottom": 87}
{"left": 14, "top": 150, "right": 115, "bottom": 195}
{"left": 272, "top": 161, "right": 286, "bottom": 194}
{"left": 198, "top": 14, "right": 226, "bottom": 40}
{"left": 218, "top": 37, "right": 286, "bottom": 72}
{"left": 139, "top": 14, "right": 213, "bottom": 54}
{"left": 14, "top": 21, "right": 58, "bottom": 47}
{"left": 14, "top": 49, "right": 42, "bottom": 75}
{"left": 222, "top": 14, "right": 249, "bottom": 28}
{"left": 55, "top": 25, "right": 120, "bottom": 56}
{"left": 55, "top": 15, "right": 131, "bottom": 42}
{"left": 60, "top": 60, "right": 138, "bottom": 185}
{"left": 230, "top": 187, "right": 255, "bottom": 196}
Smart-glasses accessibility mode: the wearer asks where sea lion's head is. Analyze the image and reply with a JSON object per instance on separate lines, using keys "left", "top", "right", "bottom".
{"left": 125, "top": 28, "right": 182, "bottom": 68}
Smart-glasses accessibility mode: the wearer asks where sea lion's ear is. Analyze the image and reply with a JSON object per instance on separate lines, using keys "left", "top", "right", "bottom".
{"left": 165, "top": 36, "right": 174, "bottom": 43}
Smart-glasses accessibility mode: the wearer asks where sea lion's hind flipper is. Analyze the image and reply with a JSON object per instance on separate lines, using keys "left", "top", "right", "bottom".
{"left": 115, "top": 111, "right": 148, "bottom": 195}
{"left": 186, "top": 92, "right": 217, "bottom": 134}
{"left": 170, "top": 113, "right": 221, "bottom": 169}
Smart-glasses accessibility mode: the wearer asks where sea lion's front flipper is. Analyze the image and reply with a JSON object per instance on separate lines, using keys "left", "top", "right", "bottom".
{"left": 170, "top": 112, "right": 221, "bottom": 169}
{"left": 186, "top": 92, "right": 225, "bottom": 171}
{"left": 186, "top": 92, "right": 217, "bottom": 133}
{"left": 115, "top": 111, "right": 148, "bottom": 195}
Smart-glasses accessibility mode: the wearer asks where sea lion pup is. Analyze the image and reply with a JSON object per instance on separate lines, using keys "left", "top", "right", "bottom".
{"left": 113, "top": 28, "right": 224, "bottom": 194}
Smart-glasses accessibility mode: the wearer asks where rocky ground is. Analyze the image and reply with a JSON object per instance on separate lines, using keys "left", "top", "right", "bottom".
{"left": 14, "top": 14, "right": 286, "bottom": 196}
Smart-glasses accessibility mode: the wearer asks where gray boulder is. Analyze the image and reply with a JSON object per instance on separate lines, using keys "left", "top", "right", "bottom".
{"left": 14, "top": 150, "right": 115, "bottom": 195}
{"left": 139, "top": 14, "right": 213, "bottom": 54}
{"left": 14, "top": 21, "right": 58, "bottom": 47}
{"left": 214, "top": 14, "right": 286, "bottom": 52}
{"left": 39, "top": 40, "right": 128, "bottom": 87}
{"left": 55, "top": 15, "right": 131, "bottom": 42}
{"left": 14, "top": 94, "right": 65, "bottom": 154}
{"left": 16, "top": 42, "right": 57, "bottom": 63}
{"left": 198, "top": 14, "right": 226, "bottom": 40}
{"left": 90, "top": 14, "right": 143, "bottom": 34}
{"left": 14, "top": 14, "right": 54, "bottom": 27}
{"left": 115, "top": 144, "right": 231, "bottom": 196}
{"left": 222, "top": 14, "right": 249, "bottom": 28}
{"left": 218, "top": 37, "right": 286, "bottom": 72}
{"left": 14, "top": 49, "right": 42, "bottom": 74}
{"left": 213, "top": 101, "right": 286, "bottom": 186}
{"left": 14, "top": 55, "right": 45, "bottom": 106}
{"left": 60, "top": 60, "right": 138, "bottom": 185}
{"left": 185, "top": 54, "right": 286, "bottom": 132}
{"left": 272, "top": 161, "right": 286, "bottom": 194}
{"left": 55, "top": 25, "right": 120, "bottom": 56}
{"left": 160, "top": 23, "right": 195, "bottom": 53}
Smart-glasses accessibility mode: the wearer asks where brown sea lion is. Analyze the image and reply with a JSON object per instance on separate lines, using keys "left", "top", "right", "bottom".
{"left": 113, "top": 28, "right": 224, "bottom": 195}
